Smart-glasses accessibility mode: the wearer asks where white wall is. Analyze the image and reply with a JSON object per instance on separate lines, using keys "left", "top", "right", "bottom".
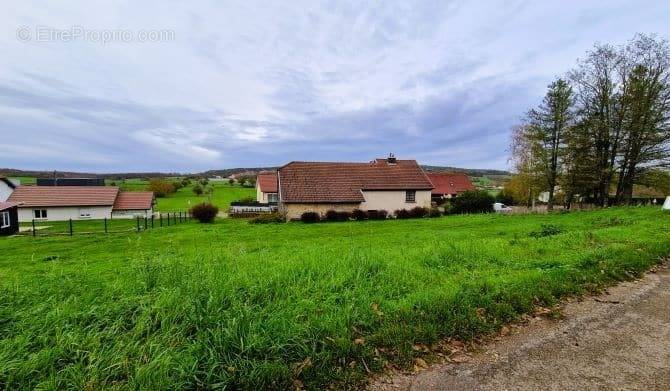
{"left": 0, "top": 182, "right": 14, "bottom": 202}
{"left": 111, "top": 208, "right": 153, "bottom": 219}
{"left": 360, "top": 190, "right": 432, "bottom": 212}
{"left": 17, "top": 206, "right": 113, "bottom": 222}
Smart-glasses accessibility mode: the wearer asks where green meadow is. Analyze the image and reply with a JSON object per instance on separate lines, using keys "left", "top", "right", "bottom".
{"left": 1, "top": 207, "right": 669, "bottom": 389}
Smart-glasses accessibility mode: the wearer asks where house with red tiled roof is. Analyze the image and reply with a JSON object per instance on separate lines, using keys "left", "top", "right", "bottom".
{"left": 275, "top": 155, "right": 434, "bottom": 220}
{"left": 256, "top": 172, "right": 278, "bottom": 204}
{"left": 426, "top": 172, "right": 475, "bottom": 201}
{"left": 0, "top": 177, "right": 18, "bottom": 202}
{"left": 7, "top": 186, "right": 154, "bottom": 222}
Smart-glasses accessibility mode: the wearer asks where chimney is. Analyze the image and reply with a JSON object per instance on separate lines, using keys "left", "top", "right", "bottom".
{"left": 387, "top": 153, "right": 397, "bottom": 164}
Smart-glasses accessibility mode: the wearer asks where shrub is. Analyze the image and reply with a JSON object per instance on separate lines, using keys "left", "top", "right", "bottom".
{"left": 529, "top": 224, "right": 563, "bottom": 238}
{"left": 147, "top": 178, "right": 176, "bottom": 198}
{"left": 181, "top": 178, "right": 191, "bottom": 187}
{"left": 192, "top": 184, "right": 204, "bottom": 196}
{"left": 428, "top": 207, "right": 442, "bottom": 218}
{"left": 451, "top": 190, "right": 495, "bottom": 214}
{"left": 325, "top": 210, "right": 351, "bottom": 222}
{"left": 394, "top": 209, "right": 411, "bottom": 219}
{"left": 300, "top": 212, "right": 320, "bottom": 223}
{"left": 189, "top": 203, "right": 219, "bottom": 223}
{"left": 495, "top": 188, "right": 516, "bottom": 205}
{"left": 367, "top": 210, "right": 388, "bottom": 220}
{"left": 325, "top": 210, "right": 339, "bottom": 221}
{"left": 352, "top": 209, "right": 368, "bottom": 221}
{"left": 249, "top": 213, "right": 284, "bottom": 224}
{"left": 409, "top": 206, "right": 429, "bottom": 218}
{"left": 337, "top": 211, "right": 352, "bottom": 221}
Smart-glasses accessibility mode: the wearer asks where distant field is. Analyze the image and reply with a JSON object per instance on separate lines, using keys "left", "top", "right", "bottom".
{"left": 7, "top": 176, "right": 36, "bottom": 185}
{"left": 106, "top": 178, "right": 255, "bottom": 212}
{"left": 1, "top": 207, "right": 668, "bottom": 389}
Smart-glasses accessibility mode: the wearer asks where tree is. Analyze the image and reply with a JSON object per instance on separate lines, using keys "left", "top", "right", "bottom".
{"left": 147, "top": 178, "right": 176, "bottom": 198}
{"left": 525, "top": 79, "right": 574, "bottom": 210}
{"left": 192, "top": 184, "right": 204, "bottom": 196}
{"left": 614, "top": 35, "right": 670, "bottom": 203}
{"left": 509, "top": 125, "right": 545, "bottom": 207}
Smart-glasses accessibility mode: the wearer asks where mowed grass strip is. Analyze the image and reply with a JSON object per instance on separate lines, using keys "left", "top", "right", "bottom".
{"left": 0, "top": 207, "right": 669, "bottom": 389}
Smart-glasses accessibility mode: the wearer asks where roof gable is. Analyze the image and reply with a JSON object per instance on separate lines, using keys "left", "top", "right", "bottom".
{"left": 113, "top": 192, "right": 154, "bottom": 210}
{"left": 257, "top": 172, "right": 278, "bottom": 193}
{"left": 427, "top": 172, "right": 475, "bottom": 195}
{"left": 279, "top": 159, "right": 433, "bottom": 203}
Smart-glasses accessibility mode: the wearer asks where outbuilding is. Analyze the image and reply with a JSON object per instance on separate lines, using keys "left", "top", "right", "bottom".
{"left": 0, "top": 202, "right": 19, "bottom": 235}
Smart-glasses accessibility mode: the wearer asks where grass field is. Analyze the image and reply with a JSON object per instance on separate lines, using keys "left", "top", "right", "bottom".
{"left": 1, "top": 207, "right": 669, "bottom": 389}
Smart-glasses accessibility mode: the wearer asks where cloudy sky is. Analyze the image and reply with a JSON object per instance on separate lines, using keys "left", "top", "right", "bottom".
{"left": 1, "top": 1, "right": 669, "bottom": 172}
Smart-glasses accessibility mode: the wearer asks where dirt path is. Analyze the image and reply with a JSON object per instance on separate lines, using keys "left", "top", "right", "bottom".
{"left": 371, "top": 262, "right": 670, "bottom": 391}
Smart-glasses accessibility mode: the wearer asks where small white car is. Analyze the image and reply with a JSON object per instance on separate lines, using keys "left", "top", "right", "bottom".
{"left": 493, "top": 202, "right": 513, "bottom": 213}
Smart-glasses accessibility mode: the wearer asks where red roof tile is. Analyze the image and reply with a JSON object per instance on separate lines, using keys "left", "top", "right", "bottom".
{"left": 0, "top": 202, "right": 17, "bottom": 211}
{"left": 257, "top": 172, "right": 278, "bottom": 193}
{"left": 7, "top": 186, "right": 120, "bottom": 207}
{"left": 427, "top": 172, "right": 475, "bottom": 196}
{"left": 113, "top": 192, "right": 154, "bottom": 210}
{"left": 279, "top": 159, "right": 433, "bottom": 203}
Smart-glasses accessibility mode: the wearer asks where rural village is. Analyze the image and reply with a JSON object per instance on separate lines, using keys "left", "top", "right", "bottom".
{"left": 2, "top": 2, "right": 670, "bottom": 390}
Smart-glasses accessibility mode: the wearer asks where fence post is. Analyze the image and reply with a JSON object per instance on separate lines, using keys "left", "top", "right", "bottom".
{"left": 151, "top": 215, "right": 154, "bottom": 228}
{"left": 69, "top": 219, "right": 73, "bottom": 236}
{"left": 160, "top": 214, "right": 163, "bottom": 227}
{"left": 179, "top": 211, "right": 182, "bottom": 223}
{"left": 32, "top": 219, "right": 36, "bottom": 237}
{"left": 136, "top": 216, "right": 140, "bottom": 232}
{"left": 144, "top": 216, "right": 148, "bottom": 230}
{"left": 167, "top": 213, "right": 170, "bottom": 226}
{"left": 104, "top": 217, "right": 108, "bottom": 234}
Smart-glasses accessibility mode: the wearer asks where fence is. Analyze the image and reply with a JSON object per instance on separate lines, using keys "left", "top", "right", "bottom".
{"left": 20, "top": 212, "right": 192, "bottom": 237}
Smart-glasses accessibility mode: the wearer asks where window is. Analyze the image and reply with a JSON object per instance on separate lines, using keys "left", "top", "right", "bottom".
{"left": 34, "top": 209, "right": 47, "bottom": 219}
{"left": 0, "top": 211, "right": 9, "bottom": 228}
{"left": 405, "top": 190, "right": 416, "bottom": 203}
{"left": 267, "top": 193, "right": 278, "bottom": 203}
{"left": 79, "top": 208, "right": 92, "bottom": 219}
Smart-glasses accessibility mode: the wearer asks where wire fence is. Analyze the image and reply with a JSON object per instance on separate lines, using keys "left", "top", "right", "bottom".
{"left": 19, "top": 212, "right": 192, "bottom": 237}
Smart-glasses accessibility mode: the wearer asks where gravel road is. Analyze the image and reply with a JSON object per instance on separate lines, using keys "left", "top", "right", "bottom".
{"left": 372, "top": 261, "right": 670, "bottom": 391}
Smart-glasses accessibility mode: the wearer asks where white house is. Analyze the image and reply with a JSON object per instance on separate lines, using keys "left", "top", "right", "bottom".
{"left": 0, "top": 177, "right": 18, "bottom": 202}
{"left": 277, "top": 155, "right": 434, "bottom": 220}
{"left": 7, "top": 186, "right": 154, "bottom": 222}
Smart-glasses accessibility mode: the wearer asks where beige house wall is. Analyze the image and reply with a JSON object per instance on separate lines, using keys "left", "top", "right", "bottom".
{"left": 281, "top": 203, "right": 360, "bottom": 220}
{"left": 17, "top": 205, "right": 113, "bottom": 222}
{"left": 256, "top": 184, "right": 266, "bottom": 203}
{"left": 360, "top": 190, "right": 431, "bottom": 212}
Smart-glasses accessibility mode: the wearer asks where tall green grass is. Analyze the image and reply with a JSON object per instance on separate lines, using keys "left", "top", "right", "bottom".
{"left": 0, "top": 207, "right": 669, "bottom": 389}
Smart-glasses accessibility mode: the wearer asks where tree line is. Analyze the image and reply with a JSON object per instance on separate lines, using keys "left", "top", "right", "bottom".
{"left": 509, "top": 34, "right": 670, "bottom": 209}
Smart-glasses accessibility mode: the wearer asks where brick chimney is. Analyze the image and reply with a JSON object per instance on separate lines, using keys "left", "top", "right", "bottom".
{"left": 387, "top": 153, "right": 397, "bottom": 164}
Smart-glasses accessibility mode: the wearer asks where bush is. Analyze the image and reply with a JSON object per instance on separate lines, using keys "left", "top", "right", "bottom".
{"left": 325, "top": 210, "right": 351, "bottom": 222}
{"left": 300, "top": 212, "right": 320, "bottom": 223}
{"left": 529, "top": 224, "right": 563, "bottom": 238}
{"left": 352, "top": 209, "right": 368, "bottom": 221}
{"left": 451, "top": 190, "right": 495, "bottom": 214}
{"left": 249, "top": 213, "right": 284, "bottom": 224}
{"left": 495, "top": 188, "right": 516, "bottom": 205}
{"left": 367, "top": 210, "right": 388, "bottom": 220}
{"left": 147, "top": 178, "right": 176, "bottom": 198}
{"left": 409, "top": 206, "right": 428, "bottom": 218}
{"left": 189, "top": 203, "right": 219, "bottom": 223}
{"left": 394, "top": 209, "right": 411, "bottom": 219}
{"left": 192, "top": 184, "right": 204, "bottom": 196}
{"left": 428, "top": 207, "right": 442, "bottom": 218}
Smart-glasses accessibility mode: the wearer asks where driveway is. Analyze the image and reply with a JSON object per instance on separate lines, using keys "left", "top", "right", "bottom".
{"left": 372, "top": 261, "right": 670, "bottom": 391}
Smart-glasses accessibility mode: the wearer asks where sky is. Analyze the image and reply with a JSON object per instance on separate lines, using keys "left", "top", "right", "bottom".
{"left": 1, "top": 1, "right": 669, "bottom": 173}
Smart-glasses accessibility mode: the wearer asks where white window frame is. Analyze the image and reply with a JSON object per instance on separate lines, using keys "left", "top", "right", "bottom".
{"left": 79, "top": 208, "right": 92, "bottom": 219}
{"left": 267, "top": 193, "right": 278, "bottom": 203}
{"left": 0, "top": 211, "right": 9, "bottom": 228}
{"left": 34, "top": 209, "right": 47, "bottom": 219}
